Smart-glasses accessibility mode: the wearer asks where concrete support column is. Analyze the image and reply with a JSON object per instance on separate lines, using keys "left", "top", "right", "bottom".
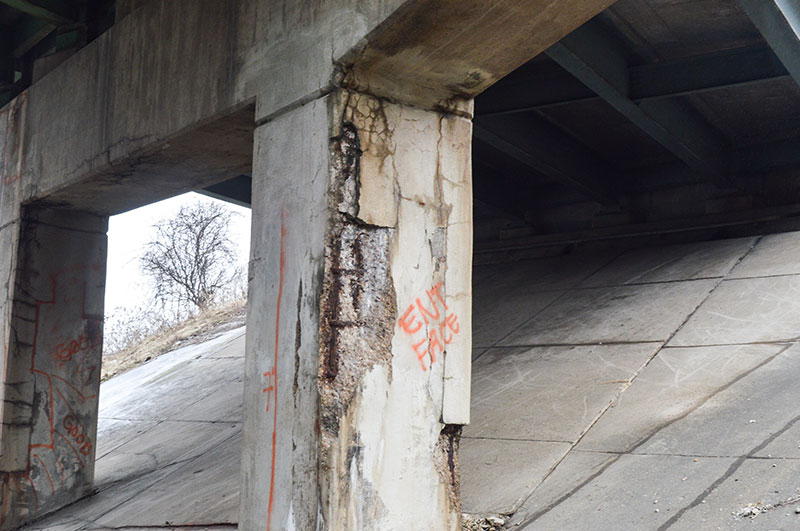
{"left": 0, "top": 206, "right": 107, "bottom": 528}
{"left": 240, "top": 96, "right": 331, "bottom": 531}
{"left": 240, "top": 88, "right": 472, "bottom": 530}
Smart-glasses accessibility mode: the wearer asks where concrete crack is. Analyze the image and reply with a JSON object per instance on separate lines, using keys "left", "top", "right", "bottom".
{"left": 658, "top": 410, "right": 800, "bottom": 530}
{"left": 511, "top": 236, "right": 783, "bottom": 528}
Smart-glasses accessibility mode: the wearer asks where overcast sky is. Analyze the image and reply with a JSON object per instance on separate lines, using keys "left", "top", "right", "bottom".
{"left": 104, "top": 192, "right": 252, "bottom": 316}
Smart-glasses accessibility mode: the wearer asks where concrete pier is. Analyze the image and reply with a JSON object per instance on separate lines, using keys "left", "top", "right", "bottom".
{"left": 0, "top": 207, "right": 107, "bottom": 528}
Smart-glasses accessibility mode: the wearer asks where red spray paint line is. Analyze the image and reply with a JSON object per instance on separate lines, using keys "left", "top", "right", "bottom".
{"left": 267, "top": 212, "right": 286, "bottom": 531}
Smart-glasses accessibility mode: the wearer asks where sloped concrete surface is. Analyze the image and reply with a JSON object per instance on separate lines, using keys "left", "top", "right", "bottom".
{"left": 466, "top": 232, "right": 800, "bottom": 530}
{"left": 22, "top": 328, "right": 245, "bottom": 530}
{"left": 24, "top": 232, "right": 800, "bottom": 530}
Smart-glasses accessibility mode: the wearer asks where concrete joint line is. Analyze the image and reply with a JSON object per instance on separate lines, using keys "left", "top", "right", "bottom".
{"left": 511, "top": 236, "right": 770, "bottom": 526}
{"left": 254, "top": 85, "right": 334, "bottom": 128}
{"left": 336, "top": 85, "right": 473, "bottom": 120}
{"left": 515, "top": 341, "right": 792, "bottom": 528}
{"left": 474, "top": 250, "right": 626, "bottom": 362}
{"left": 574, "top": 448, "right": 800, "bottom": 460}
{"left": 656, "top": 409, "right": 800, "bottom": 530}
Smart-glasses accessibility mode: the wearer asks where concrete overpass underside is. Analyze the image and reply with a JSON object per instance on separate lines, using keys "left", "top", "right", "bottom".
{"left": 2, "top": 0, "right": 800, "bottom": 529}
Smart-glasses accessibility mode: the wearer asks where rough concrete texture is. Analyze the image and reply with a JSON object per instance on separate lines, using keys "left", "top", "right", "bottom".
{"left": 0, "top": 0, "right": 613, "bottom": 216}
{"left": 315, "top": 89, "right": 471, "bottom": 530}
{"left": 0, "top": 94, "right": 25, "bottom": 225}
{"left": 0, "top": 207, "right": 107, "bottom": 528}
{"left": 461, "top": 232, "right": 800, "bottom": 530}
{"left": 20, "top": 327, "right": 245, "bottom": 530}
{"left": 1, "top": 0, "right": 628, "bottom": 526}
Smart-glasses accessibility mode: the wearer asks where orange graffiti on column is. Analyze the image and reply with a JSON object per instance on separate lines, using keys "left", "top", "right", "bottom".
{"left": 397, "top": 282, "right": 460, "bottom": 371}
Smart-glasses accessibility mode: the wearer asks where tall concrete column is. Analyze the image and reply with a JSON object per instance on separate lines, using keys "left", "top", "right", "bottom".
{"left": 0, "top": 206, "right": 107, "bottom": 528}
{"left": 240, "top": 96, "right": 332, "bottom": 531}
{"left": 240, "top": 88, "right": 472, "bottom": 530}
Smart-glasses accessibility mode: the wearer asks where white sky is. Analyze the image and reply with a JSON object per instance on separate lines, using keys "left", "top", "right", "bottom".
{"left": 104, "top": 192, "right": 251, "bottom": 315}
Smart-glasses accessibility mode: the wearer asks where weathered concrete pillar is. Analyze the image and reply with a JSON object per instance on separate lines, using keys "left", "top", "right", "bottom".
{"left": 0, "top": 205, "right": 107, "bottom": 528}
{"left": 240, "top": 96, "right": 331, "bottom": 531}
{"left": 240, "top": 88, "right": 472, "bottom": 530}
{"left": 320, "top": 89, "right": 473, "bottom": 530}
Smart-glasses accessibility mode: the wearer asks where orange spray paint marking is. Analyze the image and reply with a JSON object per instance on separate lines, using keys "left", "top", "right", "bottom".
{"left": 397, "top": 282, "right": 461, "bottom": 371}
{"left": 6, "top": 266, "right": 103, "bottom": 514}
{"left": 267, "top": 212, "right": 286, "bottom": 531}
{"left": 262, "top": 368, "right": 276, "bottom": 412}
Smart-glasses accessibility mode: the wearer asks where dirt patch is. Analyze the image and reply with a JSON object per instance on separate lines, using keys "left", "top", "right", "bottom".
{"left": 101, "top": 299, "right": 246, "bottom": 381}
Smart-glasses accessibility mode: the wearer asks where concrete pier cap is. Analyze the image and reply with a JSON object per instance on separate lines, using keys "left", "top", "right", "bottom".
{"left": 0, "top": 0, "right": 615, "bottom": 528}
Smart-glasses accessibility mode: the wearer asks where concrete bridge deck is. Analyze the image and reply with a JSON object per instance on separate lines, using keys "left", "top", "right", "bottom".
{"left": 23, "top": 231, "right": 800, "bottom": 530}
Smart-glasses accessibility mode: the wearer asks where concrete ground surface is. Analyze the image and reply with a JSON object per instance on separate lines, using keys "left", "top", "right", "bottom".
{"left": 466, "top": 231, "right": 800, "bottom": 530}
{"left": 23, "top": 231, "right": 800, "bottom": 530}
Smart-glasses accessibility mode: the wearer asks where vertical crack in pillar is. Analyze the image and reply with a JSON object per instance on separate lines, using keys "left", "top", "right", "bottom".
{"left": 435, "top": 423, "right": 463, "bottom": 514}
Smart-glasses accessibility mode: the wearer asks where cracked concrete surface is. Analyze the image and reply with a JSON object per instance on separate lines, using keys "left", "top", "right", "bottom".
{"left": 22, "top": 231, "right": 800, "bottom": 530}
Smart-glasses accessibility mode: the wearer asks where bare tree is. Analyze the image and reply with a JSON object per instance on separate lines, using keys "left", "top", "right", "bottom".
{"left": 141, "top": 201, "right": 241, "bottom": 311}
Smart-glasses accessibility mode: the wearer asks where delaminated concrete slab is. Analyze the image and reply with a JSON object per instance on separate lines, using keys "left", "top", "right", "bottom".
{"left": 634, "top": 344, "right": 800, "bottom": 459}
{"left": 27, "top": 233, "right": 800, "bottom": 530}
{"left": 503, "top": 450, "right": 616, "bottom": 527}
{"left": 472, "top": 290, "right": 563, "bottom": 349}
{"left": 472, "top": 252, "right": 620, "bottom": 348}
{"left": 474, "top": 252, "right": 619, "bottom": 295}
{"left": 668, "top": 276, "right": 800, "bottom": 346}
{"left": 673, "top": 458, "right": 800, "bottom": 529}
{"left": 459, "top": 439, "right": 570, "bottom": 515}
{"left": 576, "top": 343, "right": 787, "bottom": 453}
{"left": 728, "top": 231, "right": 800, "bottom": 278}
{"left": 94, "top": 434, "right": 241, "bottom": 527}
{"left": 516, "top": 454, "right": 738, "bottom": 530}
{"left": 579, "top": 237, "right": 756, "bottom": 287}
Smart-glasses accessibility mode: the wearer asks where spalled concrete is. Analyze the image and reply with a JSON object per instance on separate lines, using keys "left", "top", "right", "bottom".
{"left": 315, "top": 89, "right": 473, "bottom": 530}
{"left": 239, "top": 85, "right": 474, "bottom": 530}
{"left": 8, "top": 0, "right": 778, "bottom": 528}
